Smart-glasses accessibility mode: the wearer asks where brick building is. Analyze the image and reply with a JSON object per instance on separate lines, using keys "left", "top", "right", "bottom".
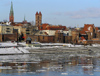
{"left": 55, "top": 30, "right": 63, "bottom": 43}
{"left": 35, "top": 12, "right": 42, "bottom": 26}
{"left": 2, "top": 29, "right": 18, "bottom": 41}
{"left": 72, "top": 30, "right": 79, "bottom": 44}
{"left": 79, "top": 24, "right": 100, "bottom": 44}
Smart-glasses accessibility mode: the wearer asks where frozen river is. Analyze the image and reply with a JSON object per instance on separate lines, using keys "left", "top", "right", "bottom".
{"left": 0, "top": 50, "right": 100, "bottom": 76}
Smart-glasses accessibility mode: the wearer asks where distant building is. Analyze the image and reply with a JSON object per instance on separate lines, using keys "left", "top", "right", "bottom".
{"left": 35, "top": 12, "right": 42, "bottom": 26}
{"left": 9, "top": 2, "right": 14, "bottom": 23}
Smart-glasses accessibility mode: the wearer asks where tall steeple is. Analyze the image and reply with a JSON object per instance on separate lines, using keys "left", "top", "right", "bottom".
{"left": 24, "top": 15, "right": 26, "bottom": 21}
{"left": 9, "top": 1, "right": 14, "bottom": 23}
{"left": 23, "top": 15, "right": 27, "bottom": 24}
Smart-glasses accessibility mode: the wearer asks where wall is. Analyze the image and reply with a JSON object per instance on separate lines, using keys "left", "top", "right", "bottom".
{"left": 64, "top": 36, "right": 72, "bottom": 43}
{"left": 2, "top": 34, "right": 17, "bottom": 41}
{"left": 55, "top": 32, "right": 63, "bottom": 43}
{"left": 0, "top": 34, "right": 2, "bottom": 42}
{"left": 38, "top": 35, "right": 55, "bottom": 43}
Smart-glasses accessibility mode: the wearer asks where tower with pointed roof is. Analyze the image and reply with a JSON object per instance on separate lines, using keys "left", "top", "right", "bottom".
{"left": 23, "top": 15, "right": 27, "bottom": 24}
{"left": 9, "top": 1, "right": 14, "bottom": 23}
{"left": 35, "top": 12, "right": 42, "bottom": 26}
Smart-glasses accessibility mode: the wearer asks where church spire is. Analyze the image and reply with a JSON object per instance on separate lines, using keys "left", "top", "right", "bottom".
{"left": 9, "top": 1, "right": 14, "bottom": 23}
{"left": 10, "top": 1, "right": 14, "bottom": 16}
{"left": 24, "top": 15, "right": 26, "bottom": 21}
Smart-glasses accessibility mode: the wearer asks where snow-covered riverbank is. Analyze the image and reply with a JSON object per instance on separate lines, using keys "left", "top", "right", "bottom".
{"left": 0, "top": 42, "right": 100, "bottom": 55}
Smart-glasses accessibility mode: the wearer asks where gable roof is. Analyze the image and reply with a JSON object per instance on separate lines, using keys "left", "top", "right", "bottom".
{"left": 95, "top": 27, "right": 99, "bottom": 31}
{"left": 83, "top": 24, "right": 94, "bottom": 32}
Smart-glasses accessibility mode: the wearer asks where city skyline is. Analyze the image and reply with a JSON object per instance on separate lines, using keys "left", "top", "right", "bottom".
{"left": 1, "top": 0, "right": 100, "bottom": 27}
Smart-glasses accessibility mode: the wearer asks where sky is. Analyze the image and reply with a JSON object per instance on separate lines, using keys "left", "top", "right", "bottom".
{"left": 0, "top": 0, "right": 100, "bottom": 27}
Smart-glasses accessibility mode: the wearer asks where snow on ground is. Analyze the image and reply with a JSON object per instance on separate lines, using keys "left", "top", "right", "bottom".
{"left": 0, "top": 42, "right": 100, "bottom": 54}
{"left": 0, "top": 47, "right": 29, "bottom": 54}
{"left": 0, "top": 41, "right": 17, "bottom": 46}
{"left": 18, "top": 47, "right": 30, "bottom": 53}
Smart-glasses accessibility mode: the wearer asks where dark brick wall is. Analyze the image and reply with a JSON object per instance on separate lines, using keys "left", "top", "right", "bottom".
{"left": 72, "top": 31, "right": 79, "bottom": 44}
{"left": 55, "top": 33, "right": 63, "bottom": 43}
{"left": 64, "top": 36, "right": 72, "bottom": 43}
{"left": 38, "top": 36, "right": 55, "bottom": 43}
{"left": 3, "top": 34, "right": 17, "bottom": 41}
{"left": 0, "top": 34, "right": 2, "bottom": 42}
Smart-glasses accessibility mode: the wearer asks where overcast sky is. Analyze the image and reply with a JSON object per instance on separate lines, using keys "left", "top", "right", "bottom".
{"left": 0, "top": 0, "right": 100, "bottom": 27}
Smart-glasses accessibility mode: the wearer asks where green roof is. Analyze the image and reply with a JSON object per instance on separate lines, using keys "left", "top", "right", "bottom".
{"left": 10, "top": 1, "right": 14, "bottom": 16}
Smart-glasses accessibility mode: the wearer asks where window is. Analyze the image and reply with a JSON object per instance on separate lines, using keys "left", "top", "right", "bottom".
{"left": 33, "top": 29, "right": 36, "bottom": 31}
{"left": 6, "top": 31, "right": 10, "bottom": 32}
{"left": 40, "top": 31, "right": 43, "bottom": 34}
{"left": 26, "top": 29, "right": 29, "bottom": 31}
{"left": 6, "top": 28, "right": 10, "bottom": 29}
{"left": 26, "top": 33, "right": 30, "bottom": 35}
{"left": 40, "top": 27, "right": 42, "bottom": 29}
{"left": 67, "top": 33, "right": 69, "bottom": 36}
{"left": 43, "top": 36, "right": 44, "bottom": 40}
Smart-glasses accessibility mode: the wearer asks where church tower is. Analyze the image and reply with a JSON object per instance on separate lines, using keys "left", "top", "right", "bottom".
{"left": 35, "top": 12, "right": 42, "bottom": 26}
{"left": 9, "top": 2, "right": 14, "bottom": 23}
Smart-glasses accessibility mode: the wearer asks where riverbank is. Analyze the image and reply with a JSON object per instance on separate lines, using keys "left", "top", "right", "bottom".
{"left": 0, "top": 42, "right": 100, "bottom": 55}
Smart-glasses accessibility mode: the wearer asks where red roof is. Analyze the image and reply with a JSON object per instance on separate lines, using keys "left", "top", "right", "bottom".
{"left": 46, "top": 26, "right": 66, "bottom": 30}
{"left": 83, "top": 24, "right": 94, "bottom": 32}
{"left": 38, "top": 24, "right": 67, "bottom": 30}
{"left": 39, "top": 12, "right": 42, "bottom": 15}
{"left": 36, "top": 12, "right": 38, "bottom": 15}
{"left": 14, "top": 23, "right": 23, "bottom": 26}
{"left": 81, "top": 36, "right": 86, "bottom": 41}
{"left": 38, "top": 23, "right": 49, "bottom": 30}
{"left": 80, "top": 31, "right": 86, "bottom": 35}
{"left": 95, "top": 27, "right": 99, "bottom": 31}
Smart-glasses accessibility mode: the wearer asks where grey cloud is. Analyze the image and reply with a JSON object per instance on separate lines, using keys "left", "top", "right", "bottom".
{"left": 65, "top": 8, "right": 100, "bottom": 19}
{"left": 53, "top": 8, "right": 100, "bottom": 19}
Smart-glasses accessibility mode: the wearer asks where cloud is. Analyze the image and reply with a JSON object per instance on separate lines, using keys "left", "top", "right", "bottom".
{"left": 53, "top": 8, "right": 100, "bottom": 19}
{"left": 65, "top": 8, "right": 100, "bottom": 19}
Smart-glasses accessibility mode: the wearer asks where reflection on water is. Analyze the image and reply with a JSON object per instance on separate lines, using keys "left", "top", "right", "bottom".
{"left": 0, "top": 53, "right": 100, "bottom": 76}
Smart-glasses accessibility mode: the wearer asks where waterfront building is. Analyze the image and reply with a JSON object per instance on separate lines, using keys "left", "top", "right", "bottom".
{"left": 71, "top": 30, "right": 79, "bottom": 44}
{"left": 0, "top": 24, "right": 13, "bottom": 34}
{"left": 0, "top": 24, "right": 18, "bottom": 41}
{"left": 79, "top": 24, "right": 100, "bottom": 44}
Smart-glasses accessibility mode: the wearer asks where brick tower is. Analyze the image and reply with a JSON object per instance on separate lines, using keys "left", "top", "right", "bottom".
{"left": 9, "top": 2, "right": 14, "bottom": 23}
{"left": 35, "top": 12, "right": 42, "bottom": 26}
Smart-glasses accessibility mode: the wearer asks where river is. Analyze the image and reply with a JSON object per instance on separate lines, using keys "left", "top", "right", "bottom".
{"left": 0, "top": 50, "right": 100, "bottom": 76}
